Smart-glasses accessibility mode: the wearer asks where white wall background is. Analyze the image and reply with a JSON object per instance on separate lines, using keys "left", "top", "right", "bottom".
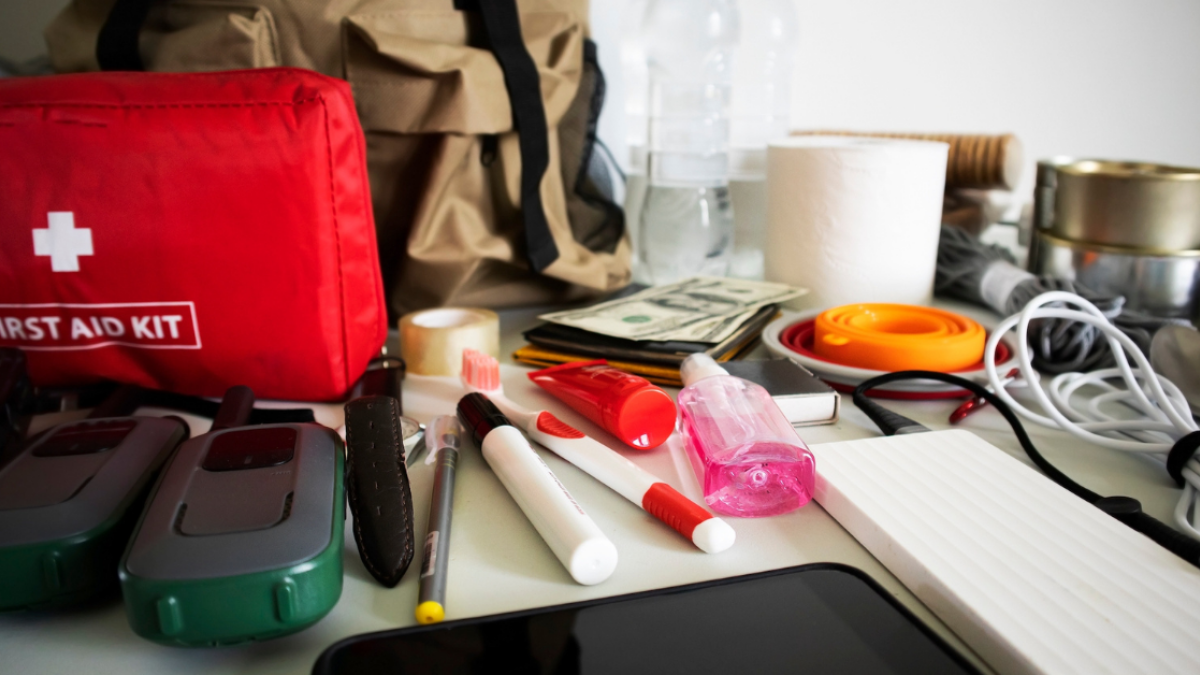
{"left": 591, "top": 0, "right": 1200, "bottom": 199}
{"left": 3, "top": 0, "right": 1198, "bottom": 190}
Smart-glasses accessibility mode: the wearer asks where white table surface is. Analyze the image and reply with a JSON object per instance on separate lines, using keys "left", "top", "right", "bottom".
{"left": 2, "top": 302, "right": 1187, "bottom": 675}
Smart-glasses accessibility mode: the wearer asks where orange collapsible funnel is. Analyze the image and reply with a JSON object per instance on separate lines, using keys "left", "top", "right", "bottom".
{"left": 813, "top": 304, "right": 985, "bottom": 372}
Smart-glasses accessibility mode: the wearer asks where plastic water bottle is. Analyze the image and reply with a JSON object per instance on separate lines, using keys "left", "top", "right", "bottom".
{"left": 636, "top": 0, "right": 739, "bottom": 285}
{"left": 677, "top": 354, "right": 815, "bottom": 517}
{"left": 620, "top": 0, "right": 649, "bottom": 263}
{"left": 728, "top": 0, "right": 798, "bottom": 280}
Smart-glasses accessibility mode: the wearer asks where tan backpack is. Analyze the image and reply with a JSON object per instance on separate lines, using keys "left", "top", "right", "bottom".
{"left": 46, "top": 0, "right": 630, "bottom": 316}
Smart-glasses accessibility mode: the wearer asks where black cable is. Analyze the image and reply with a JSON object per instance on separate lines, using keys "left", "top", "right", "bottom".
{"left": 138, "top": 388, "right": 316, "bottom": 425}
{"left": 853, "top": 370, "right": 1200, "bottom": 568}
{"left": 87, "top": 384, "right": 143, "bottom": 419}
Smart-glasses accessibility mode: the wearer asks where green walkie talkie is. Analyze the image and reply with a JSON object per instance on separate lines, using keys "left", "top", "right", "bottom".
{"left": 0, "top": 383, "right": 188, "bottom": 610}
{"left": 119, "top": 385, "right": 345, "bottom": 646}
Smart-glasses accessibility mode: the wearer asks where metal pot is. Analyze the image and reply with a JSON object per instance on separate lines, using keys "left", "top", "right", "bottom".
{"left": 1049, "top": 160, "right": 1200, "bottom": 250}
{"left": 1028, "top": 230, "right": 1200, "bottom": 323}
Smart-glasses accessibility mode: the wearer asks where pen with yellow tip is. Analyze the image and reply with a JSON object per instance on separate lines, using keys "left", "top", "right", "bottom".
{"left": 414, "top": 415, "right": 461, "bottom": 625}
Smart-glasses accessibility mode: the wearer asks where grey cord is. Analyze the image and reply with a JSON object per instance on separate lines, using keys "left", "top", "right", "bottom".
{"left": 935, "top": 225, "right": 1187, "bottom": 373}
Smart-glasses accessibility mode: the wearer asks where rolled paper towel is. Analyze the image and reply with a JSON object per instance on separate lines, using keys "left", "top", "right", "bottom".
{"left": 765, "top": 137, "right": 949, "bottom": 308}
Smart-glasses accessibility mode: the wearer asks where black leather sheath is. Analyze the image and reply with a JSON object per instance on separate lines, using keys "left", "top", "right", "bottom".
{"left": 344, "top": 395, "right": 415, "bottom": 588}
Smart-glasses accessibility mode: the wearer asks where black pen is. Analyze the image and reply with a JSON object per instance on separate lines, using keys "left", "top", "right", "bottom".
{"left": 414, "top": 415, "right": 461, "bottom": 624}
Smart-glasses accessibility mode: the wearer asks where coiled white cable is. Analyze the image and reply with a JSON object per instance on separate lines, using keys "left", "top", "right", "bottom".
{"left": 983, "top": 291, "right": 1200, "bottom": 540}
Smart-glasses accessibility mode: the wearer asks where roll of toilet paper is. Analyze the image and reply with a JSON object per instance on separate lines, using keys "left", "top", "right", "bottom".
{"left": 765, "top": 137, "right": 949, "bottom": 308}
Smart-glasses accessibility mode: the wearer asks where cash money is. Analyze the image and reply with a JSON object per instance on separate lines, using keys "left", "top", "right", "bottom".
{"left": 539, "top": 277, "right": 805, "bottom": 342}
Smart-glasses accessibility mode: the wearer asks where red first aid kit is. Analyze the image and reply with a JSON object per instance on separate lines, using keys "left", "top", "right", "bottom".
{"left": 0, "top": 68, "right": 387, "bottom": 401}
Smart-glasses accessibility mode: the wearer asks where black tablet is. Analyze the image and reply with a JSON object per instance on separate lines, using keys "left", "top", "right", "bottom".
{"left": 313, "top": 564, "right": 981, "bottom": 675}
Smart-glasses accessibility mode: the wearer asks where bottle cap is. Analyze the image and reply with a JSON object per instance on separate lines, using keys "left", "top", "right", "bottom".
{"left": 680, "top": 354, "right": 729, "bottom": 387}
{"left": 610, "top": 386, "right": 677, "bottom": 450}
{"left": 455, "top": 393, "right": 511, "bottom": 447}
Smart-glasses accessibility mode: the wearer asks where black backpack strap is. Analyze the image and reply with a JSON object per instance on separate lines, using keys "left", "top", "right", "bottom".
{"left": 96, "top": 0, "right": 153, "bottom": 71}
{"left": 458, "top": 0, "right": 560, "bottom": 273}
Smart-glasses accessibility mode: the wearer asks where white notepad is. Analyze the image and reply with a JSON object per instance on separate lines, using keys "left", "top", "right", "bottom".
{"left": 810, "top": 430, "right": 1200, "bottom": 675}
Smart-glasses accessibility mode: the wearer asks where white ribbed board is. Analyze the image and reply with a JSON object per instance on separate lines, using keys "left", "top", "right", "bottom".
{"left": 810, "top": 430, "right": 1200, "bottom": 675}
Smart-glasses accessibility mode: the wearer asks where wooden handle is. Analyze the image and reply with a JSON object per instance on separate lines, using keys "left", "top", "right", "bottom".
{"left": 795, "top": 131, "right": 1024, "bottom": 190}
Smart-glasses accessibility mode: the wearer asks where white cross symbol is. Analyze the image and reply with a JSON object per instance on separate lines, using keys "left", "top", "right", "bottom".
{"left": 33, "top": 212, "right": 93, "bottom": 272}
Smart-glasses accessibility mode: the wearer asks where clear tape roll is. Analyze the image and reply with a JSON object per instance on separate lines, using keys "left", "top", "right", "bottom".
{"left": 399, "top": 308, "right": 500, "bottom": 376}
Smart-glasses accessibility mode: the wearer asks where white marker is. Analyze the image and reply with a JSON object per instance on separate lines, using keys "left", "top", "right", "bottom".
{"left": 456, "top": 392, "right": 618, "bottom": 586}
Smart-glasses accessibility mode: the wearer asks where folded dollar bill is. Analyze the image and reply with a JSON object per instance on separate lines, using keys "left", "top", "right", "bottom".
{"left": 540, "top": 277, "right": 806, "bottom": 343}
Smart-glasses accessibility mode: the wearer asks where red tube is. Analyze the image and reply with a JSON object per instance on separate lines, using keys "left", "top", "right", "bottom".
{"left": 527, "top": 361, "right": 676, "bottom": 450}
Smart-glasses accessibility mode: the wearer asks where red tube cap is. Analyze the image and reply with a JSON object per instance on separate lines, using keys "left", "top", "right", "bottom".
{"left": 612, "top": 386, "right": 676, "bottom": 449}
{"left": 528, "top": 360, "right": 677, "bottom": 450}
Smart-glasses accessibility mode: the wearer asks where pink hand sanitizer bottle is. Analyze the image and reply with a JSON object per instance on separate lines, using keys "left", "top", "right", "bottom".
{"left": 677, "top": 354, "right": 816, "bottom": 517}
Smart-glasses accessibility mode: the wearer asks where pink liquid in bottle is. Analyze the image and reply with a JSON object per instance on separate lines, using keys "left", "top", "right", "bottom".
{"left": 677, "top": 354, "right": 815, "bottom": 517}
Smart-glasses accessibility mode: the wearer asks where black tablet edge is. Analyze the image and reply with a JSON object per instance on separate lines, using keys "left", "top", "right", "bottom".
{"left": 310, "top": 562, "right": 983, "bottom": 675}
